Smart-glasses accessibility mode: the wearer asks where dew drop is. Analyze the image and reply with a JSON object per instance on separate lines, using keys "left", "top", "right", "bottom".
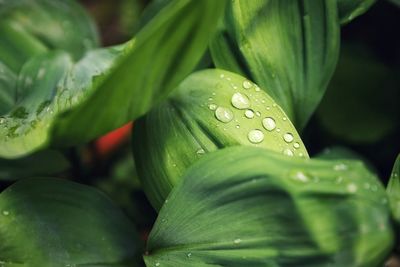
{"left": 254, "top": 86, "right": 260, "bottom": 92}
{"left": 262, "top": 117, "right": 276, "bottom": 131}
{"left": 2, "top": 210, "right": 9, "bottom": 216}
{"left": 282, "top": 117, "right": 287, "bottom": 121}
{"left": 187, "top": 253, "right": 192, "bottom": 258}
{"left": 235, "top": 125, "right": 240, "bottom": 129}
{"left": 234, "top": 238, "right": 242, "bottom": 244}
{"left": 293, "top": 142, "right": 300, "bottom": 149}
{"left": 283, "top": 133, "right": 294, "bottom": 143}
{"left": 255, "top": 111, "right": 261, "bottom": 117}
{"left": 283, "top": 149, "right": 294, "bottom": 157}
{"left": 248, "top": 130, "right": 264, "bottom": 144}
{"left": 292, "top": 171, "right": 309, "bottom": 182}
{"left": 242, "top": 80, "right": 252, "bottom": 89}
{"left": 231, "top": 92, "right": 250, "bottom": 109}
{"left": 155, "top": 263, "right": 160, "bottom": 267}
{"left": 220, "top": 74, "right": 225, "bottom": 78}
{"left": 334, "top": 163, "right": 348, "bottom": 171}
{"left": 215, "top": 107, "right": 234, "bottom": 123}
{"left": 208, "top": 104, "right": 217, "bottom": 110}
{"left": 196, "top": 149, "right": 205, "bottom": 155}
{"left": 347, "top": 183, "right": 358, "bottom": 193}
{"left": 244, "top": 109, "right": 255, "bottom": 119}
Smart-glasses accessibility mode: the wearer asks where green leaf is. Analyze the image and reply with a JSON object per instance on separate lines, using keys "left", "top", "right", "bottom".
{"left": 133, "top": 69, "right": 308, "bottom": 210}
{"left": 0, "top": 0, "right": 226, "bottom": 159}
{"left": 0, "top": 149, "right": 70, "bottom": 180}
{"left": 0, "top": 0, "right": 99, "bottom": 72}
{"left": 210, "top": 0, "right": 340, "bottom": 129}
{"left": 145, "top": 146, "right": 394, "bottom": 267}
{"left": 387, "top": 153, "right": 400, "bottom": 225}
{"left": 337, "top": 0, "right": 377, "bottom": 24}
{"left": 316, "top": 46, "right": 400, "bottom": 144}
{"left": 0, "top": 178, "right": 140, "bottom": 266}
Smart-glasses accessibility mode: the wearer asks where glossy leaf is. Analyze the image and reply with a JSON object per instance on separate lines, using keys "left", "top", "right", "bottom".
{"left": 337, "top": 0, "right": 377, "bottom": 24}
{"left": 0, "top": 0, "right": 226, "bottom": 158}
{"left": 145, "top": 146, "right": 394, "bottom": 267}
{"left": 210, "top": 0, "right": 340, "bottom": 129}
{"left": 387, "top": 153, "right": 400, "bottom": 225}
{"left": 0, "top": 178, "right": 140, "bottom": 266}
{"left": 0, "top": 150, "right": 70, "bottom": 180}
{"left": 133, "top": 69, "right": 308, "bottom": 210}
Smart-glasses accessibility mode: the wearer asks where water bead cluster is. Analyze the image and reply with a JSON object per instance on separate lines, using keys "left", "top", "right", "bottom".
{"left": 209, "top": 73, "right": 303, "bottom": 157}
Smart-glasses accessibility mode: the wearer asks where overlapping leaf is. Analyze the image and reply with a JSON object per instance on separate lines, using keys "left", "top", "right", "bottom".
{"left": 0, "top": 0, "right": 226, "bottom": 158}
{"left": 387, "top": 153, "right": 400, "bottom": 225}
{"left": 337, "top": 0, "right": 377, "bottom": 24}
{"left": 133, "top": 69, "right": 308, "bottom": 210}
{"left": 0, "top": 178, "right": 140, "bottom": 266}
{"left": 210, "top": 0, "right": 340, "bottom": 129}
{"left": 145, "top": 146, "right": 394, "bottom": 267}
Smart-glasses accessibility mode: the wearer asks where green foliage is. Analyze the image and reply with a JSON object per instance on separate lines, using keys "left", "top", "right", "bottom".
{"left": 145, "top": 147, "right": 393, "bottom": 267}
{"left": 0, "top": 178, "right": 140, "bottom": 266}
{"left": 210, "top": 0, "right": 340, "bottom": 129}
{"left": 0, "top": 0, "right": 225, "bottom": 158}
{"left": 133, "top": 69, "right": 308, "bottom": 210}
{"left": 337, "top": 0, "right": 377, "bottom": 24}
{"left": 387, "top": 154, "right": 400, "bottom": 226}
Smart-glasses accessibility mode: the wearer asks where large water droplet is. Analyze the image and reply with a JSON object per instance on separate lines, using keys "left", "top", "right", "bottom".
{"left": 2, "top": 210, "right": 9, "bottom": 216}
{"left": 262, "top": 117, "right": 276, "bottom": 131}
{"left": 215, "top": 107, "right": 233, "bottom": 123}
{"left": 242, "top": 80, "right": 252, "bottom": 89}
{"left": 244, "top": 109, "right": 254, "bottom": 119}
{"left": 231, "top": 92, "right": 250, "bottom": 109}
{"left": 248, "top": 130, "right": 264, "bottom": 144}
{"left": 283, "top": 149, "right": 294, "bottom": 157}
{"left": 283, "top": 133, "right": 294, "bottom": 143}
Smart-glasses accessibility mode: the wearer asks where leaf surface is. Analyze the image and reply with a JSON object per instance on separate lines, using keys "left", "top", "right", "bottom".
{"left": 145, "top": 146, "right": 394, "bottom": 267}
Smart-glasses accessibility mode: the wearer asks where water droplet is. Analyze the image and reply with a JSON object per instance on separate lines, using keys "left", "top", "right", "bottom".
{"left": 276, "top": 128, "right": 281, "bottom": 132}
{"left": 0, "top": 118, "right": 4, "bottom": 124}
{"left": 196, "top": 149, "right": 205, "bottom": 155}
{"left": 235, "top": 125, "right": 240, "bottom": 129}
{"left": 234, "top": 238, "right": 241, "bottom": 244}
{"left": 244, "top": 109, "right": 254, "bottom": 119}
{"left": 2, "top": 210, "right": 9, "bottom": 216}
{"left": 215, "top": 107, "right": 234, "bottom": 123}
{"left": 292, "top": 171, "right": 309, "bottom": 182}
{"left": 187, "top": 253, "right": 192, "bottom": 258}
{"left": 208, "top": 97, "right": 213, "bottom": 101}
{"left": 242, "top": 80, "right": 252, "bottom": 89}
{"left": 272, "top": 103, "right": 277, "bottom": 107}
{"left": 248, "top": 130, "right": 264, "bottom": 144}
{"left": 283, "top": 149, "right": 294, "bottom": 157}
{"left": 262, "top": 117, "right": 276, "bottom": 131}
{"left": 155, "top": 263, "right": 160, "bottom": 267}
{"left": 208, "top": 104, "right": 217, "bottom": 110}
{"left": 282, "top": 117, "right": 287, "bottom": 121}
{"left": 293, "top": 142, "right": 300, "bottom": 149}
{"left": 334, "top": 163, "right": 348, "bottom": 171}
{"left": 231, "top": 92, "right": 250, "bottom": 109}
{"left": 255, "top": 86, "right": 260, "bottom": 92}
{"left": 255, "top": 111, "right": 261, "bottom": 117}
{"left": 220, "top": 74, "right": 225, "bottom": 78}
{"left": 283, "top": 133, "right": 294, "bottom": 143}
{"left": 347, "top": 183, "right": 358, "bottom": 193}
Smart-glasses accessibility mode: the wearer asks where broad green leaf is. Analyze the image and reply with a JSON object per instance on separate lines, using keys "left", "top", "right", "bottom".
{"left": 210, "top": 0, "right": 340, "bottom": 129}
{"left": 145, "top": 146, "right": 394, "bottom": 267}
{"left": 0, "top": 0, "right": 226, "bottom": 158}
{"left": 316, "top": 46, "right": 400, "bottom": 143}
{"left": 387, "top": 153, "right": 400, "bottom": 225}
{"left": 0, "top": 178, "right": 140, "bottom": 266}
{"left": 337, "top": 0, "right": 377, "bottom": 24}
{"left": 0, "top": 0, "right": 99, "bottom": 72}
{"left": 0, "top": 149, "right": 70, "bottom": 180}
{"left": 133, "top": 69, "right": 308, "bottom": 210}
{"left": 0, "top": 62, "right": 16, "bottom": 115}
